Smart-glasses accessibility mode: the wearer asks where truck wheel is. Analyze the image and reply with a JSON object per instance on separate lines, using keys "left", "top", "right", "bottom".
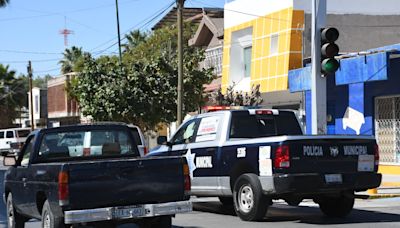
{"left": 233, "top": 174, "right": 268, "bottom": 221}
{"left": 7, "top": 193, "right": 27, "bottom": 228}
{"left": 218, "top": 196, "right": 233, "bottom": 206}
{"left": 318, "top": 194, "right": 354, "bottom": 218}
{"left": 42, "top": 200, "right": 65, "bottom": 228}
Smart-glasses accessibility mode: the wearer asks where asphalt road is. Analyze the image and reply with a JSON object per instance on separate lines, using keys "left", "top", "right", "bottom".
{"left": 0, "top": 164, "right": 400, "bottom": 228}
{"left": 1, "top": 196, "right": 400, "bottom": 228}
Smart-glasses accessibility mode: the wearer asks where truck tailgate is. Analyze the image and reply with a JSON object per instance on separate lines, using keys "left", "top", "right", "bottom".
{"left": 280, "top": 136, "right": 377, "bottom": 174}
{"left": 66, "top": 156, "right": 186, "bottom": 210}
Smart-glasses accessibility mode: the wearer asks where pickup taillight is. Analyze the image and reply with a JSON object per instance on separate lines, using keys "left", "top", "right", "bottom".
{"left": 374, "top": 144, "right": 380, "bottom": 167}
{"left": 183, "top": 163, "right": 191, "bottom": 195}
{"left": 274, "top": 145, "right": 290, "bottom": 168}
{"left": 143, "top": 147, "right": 148, "bottom": 156}
{"left": 58, "top": 170, "right": 69, "bottom": 206}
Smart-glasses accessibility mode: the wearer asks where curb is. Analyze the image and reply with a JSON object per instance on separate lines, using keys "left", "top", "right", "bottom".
{"left": 380, "top": 182, "right": 400, "bottom": 188}
{"left": 367, "top": 194, "right": 400, "bottom": 199}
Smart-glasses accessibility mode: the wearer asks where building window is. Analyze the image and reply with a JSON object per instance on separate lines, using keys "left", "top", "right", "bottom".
{"left": 270, "top": 34, "right": 279, "bottom": 55}
{"left": 243, "top": 46, "right": 252, "bottom": 78}
{"left": 34, "top": 95, "right": 39, "bottom": 114}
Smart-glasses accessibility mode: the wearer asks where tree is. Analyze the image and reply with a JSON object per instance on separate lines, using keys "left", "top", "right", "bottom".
{"left": 0, "top": 64, "right": 27, "bottom": 128}
{"left": 122, "top": 30, "right": 147, "bottom": 52}
{"left": 0, "top": 0, "right": 9, "bottom": 7}
{"left": 33, "top": 74, "right": 53, "bottom": 89}
{"left": 73, "top": 23, "right": 213, "bottom": 130}
{"left": 58, "top": 46, "right": 86, "bottom": 74}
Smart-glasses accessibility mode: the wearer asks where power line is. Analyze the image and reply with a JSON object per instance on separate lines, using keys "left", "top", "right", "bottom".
{"left": 0, "top": 58, "right": 60, "bottom": 64}
{"left": 0, "top": 0, "right": 140, "bottom": 23}
{"left": 0, "top": 49, "right": 61, "bottom": 55}
{"left": 92, "top": 0, "right": 175, "bottom": 56}
{"left": 91, "top": 0, "right": 175, "bottom": 54}
{"left": 190, "top": 0, "right": 291, "bottom": 22}
{"left": 34, "top": 67, "right": 61, "bottom": 74}
{"left": 1, "top": 1, "right": 175, "bottom": 73}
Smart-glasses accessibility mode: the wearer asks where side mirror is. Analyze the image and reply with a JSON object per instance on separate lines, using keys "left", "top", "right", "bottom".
{"left": 157, "top": 136, "right": 168, "bottom": 145}
{"left": 3, "top": 156, "right": 16, "bottom": 167}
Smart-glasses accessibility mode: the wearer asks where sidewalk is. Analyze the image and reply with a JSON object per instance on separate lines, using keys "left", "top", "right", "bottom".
{"left": 366, "top": 174, "right": 400, "bottom": 198}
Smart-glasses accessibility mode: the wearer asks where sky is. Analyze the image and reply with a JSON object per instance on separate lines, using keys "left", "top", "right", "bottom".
{"left": 0, "top": 0, "right": 226, "bottom": 78}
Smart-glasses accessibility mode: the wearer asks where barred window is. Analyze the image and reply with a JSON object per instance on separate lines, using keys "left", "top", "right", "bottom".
{"left": 204, "top": 46, "right": 223, "bottom": 76}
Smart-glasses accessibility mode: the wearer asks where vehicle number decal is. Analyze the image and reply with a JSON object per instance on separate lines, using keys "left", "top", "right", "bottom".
{"left": 237, "top": 147, "right": 246, "bottom": 158}
{"left": 196, "top": 156, "right": 213, "bottom": 168}
{"left": 259, "top": 146, "right": 272, "bottom": 176}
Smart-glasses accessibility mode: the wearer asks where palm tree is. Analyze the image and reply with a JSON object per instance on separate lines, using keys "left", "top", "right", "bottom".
{"left": 0, "top": 0, "right": 9, "bottom": 7}
{"left": 59, "top": 46, "right": 83, "bottom": 74}
{"left": 122, "top": 30, "right": 147, "bottom": 52}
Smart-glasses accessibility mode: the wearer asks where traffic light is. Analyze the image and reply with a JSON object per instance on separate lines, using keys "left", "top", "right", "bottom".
{"left": 321, "top": 27, "right": 340, "bottom": 75}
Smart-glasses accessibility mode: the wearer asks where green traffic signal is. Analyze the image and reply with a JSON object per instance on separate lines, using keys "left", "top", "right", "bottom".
{"left": 321, "top": 27, "right": 340, "bottom": 75}
{"left": 322, "top": 58, "right": 340, "bottom": 74}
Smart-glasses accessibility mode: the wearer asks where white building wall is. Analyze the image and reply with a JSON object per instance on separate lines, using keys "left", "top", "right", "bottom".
{"left": 225, "top": 0, "right": 400, "bottom": 29}
{"left": 28, "top": 87, "right": 41, "bottom": 124}
{"left": 294, "top": 0, "right": 400, "bottom": 15}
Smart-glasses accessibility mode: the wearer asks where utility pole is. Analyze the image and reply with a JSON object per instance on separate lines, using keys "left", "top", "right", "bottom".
{"left": 177, "top": 0, "right": 185, "bottom": 126}
{"left": 115, "top": 0, "right": 123, "bottom": 63}
{"left": 311, "top": 0, "right": 327, "bottom": 134}
{"left": 27, "top": 61, "right": 34, "bottom": 131}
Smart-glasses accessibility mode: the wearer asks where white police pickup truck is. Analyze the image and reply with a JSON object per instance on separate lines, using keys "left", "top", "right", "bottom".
{"left": 149, "top": 109, "right": 382, "bottom": 221}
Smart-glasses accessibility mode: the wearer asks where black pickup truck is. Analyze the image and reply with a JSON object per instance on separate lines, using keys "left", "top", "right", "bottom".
{"left": 3, "top": 123, "right": 191, "bottom": 228}
{"left": 150, "top": 109, "right": 382, "bottom": 221}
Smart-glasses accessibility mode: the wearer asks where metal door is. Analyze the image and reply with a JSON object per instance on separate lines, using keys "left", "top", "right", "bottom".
{"left": 375, "top": 96, "right": 400, "bottom": 163}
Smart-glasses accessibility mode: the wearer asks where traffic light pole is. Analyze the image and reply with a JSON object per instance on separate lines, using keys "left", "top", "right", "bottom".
{"left": 311, "top": 0, "right": 327, "bottom": 134}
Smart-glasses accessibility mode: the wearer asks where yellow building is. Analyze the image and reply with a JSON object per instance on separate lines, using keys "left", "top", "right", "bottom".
{"left": 221, "top": 0, "right": 305, "bottom": 95}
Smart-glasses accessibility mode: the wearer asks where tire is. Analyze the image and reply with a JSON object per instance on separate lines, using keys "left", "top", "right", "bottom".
{"left": 318, "top": 194, "right": 355, "bottom": 218}
{"left": 218, "top": 196, "right": 233, "bottom": 206}
{"left": 7, "top": 193, "right": 27, "bottom": 228}
{"left": 233, "top": 173, "right": 268, "bottom": 221}
{"left": 41, "top": 200, "right": 65, "bottom": 228}
{"left": 139, "top": 216, "right": 172, "bottom": 228}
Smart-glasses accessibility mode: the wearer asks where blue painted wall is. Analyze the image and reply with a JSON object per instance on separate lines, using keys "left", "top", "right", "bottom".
{"left": 293, "top": 52, "right": 400, "bottom": 136}
{"left": 335, "top": 52, "right": 389, "bottom": 85}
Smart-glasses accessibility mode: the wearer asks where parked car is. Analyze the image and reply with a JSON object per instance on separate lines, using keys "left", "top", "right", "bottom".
{"left": 3, "top": 123, "right": 191, "bottom": 227}
{"left": 149, "top": 109, "right": 381, "bottom": 221}
{"left": 0, "top": 128, "right": 31, "bottom": 156}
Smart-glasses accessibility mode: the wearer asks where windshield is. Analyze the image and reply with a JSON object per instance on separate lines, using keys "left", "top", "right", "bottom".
{"left": 37, "top": 128, "right": 138, "bottom": 161}
{"left": 229, "top": 111, "right": 303, "bottom": 138}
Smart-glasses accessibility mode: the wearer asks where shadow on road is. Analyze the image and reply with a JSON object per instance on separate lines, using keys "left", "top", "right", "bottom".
{"left": 193, "top": 201, "right": 236, "bottom": 216}
{"left": 193, "top": 201, "right": 400, "bottom": 225}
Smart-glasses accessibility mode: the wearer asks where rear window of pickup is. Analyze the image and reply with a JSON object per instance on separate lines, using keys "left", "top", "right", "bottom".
{"left": 229, "top": 111, "right": 303, "bottom": 138}
{"left": 36, "top": 128, "right": 139, "bottom": 161}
